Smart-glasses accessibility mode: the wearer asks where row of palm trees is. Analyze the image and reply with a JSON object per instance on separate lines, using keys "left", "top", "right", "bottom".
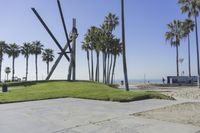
{"left": 0, "top": 41, "right": 54, "bottom": 82}
{"left": 165, "top": 0, "right": 200, "bottom": 81}
{"left": 82, "top": 13, "right": 122, "bottom": 84}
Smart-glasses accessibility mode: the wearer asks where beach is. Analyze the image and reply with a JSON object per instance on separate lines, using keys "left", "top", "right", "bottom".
{"left": 129, "top": 83, "right": 200, "bottom": 127}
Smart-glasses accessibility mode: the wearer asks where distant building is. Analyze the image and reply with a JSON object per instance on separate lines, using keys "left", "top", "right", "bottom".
{"left": 167, "top": 76, "right": 197, "bottom": 84}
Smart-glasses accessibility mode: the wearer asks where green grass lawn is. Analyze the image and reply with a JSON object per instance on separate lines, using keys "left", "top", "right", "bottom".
{"left": 0, "top": 81, "right": 174, "bottom": 104}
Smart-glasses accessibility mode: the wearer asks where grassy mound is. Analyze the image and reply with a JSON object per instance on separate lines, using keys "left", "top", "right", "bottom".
{"left": 0, "top": 81, "right": 174, "bottom": 104}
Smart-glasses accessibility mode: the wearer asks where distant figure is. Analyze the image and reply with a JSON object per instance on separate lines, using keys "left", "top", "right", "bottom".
{"left": 121, "top": 80, "right": 124, "bottom": 86}
{"left": 162, "top": 77, "right": 165, "bottom": 84}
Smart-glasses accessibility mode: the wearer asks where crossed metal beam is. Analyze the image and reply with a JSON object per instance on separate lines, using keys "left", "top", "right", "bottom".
{"left": 32, "top": 0, "right": 73, "bottom": 80}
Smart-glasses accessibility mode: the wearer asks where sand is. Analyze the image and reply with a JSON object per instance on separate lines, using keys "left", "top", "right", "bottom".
{"left": 134, "top": 102, "right": 200, "bottom": 127}
{"left": 163, "top": 86, "right": 200, "bottom": 100}
{"left": 132, "top": 83, "right": 200, "bottom": 100}
{"left": 130, "top": 84, "right": 200, "bottom": 127}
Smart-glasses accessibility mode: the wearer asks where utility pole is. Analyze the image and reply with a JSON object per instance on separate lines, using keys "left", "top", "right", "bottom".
{"left": 121, "top": 0, "right": 129, "bottom": 91}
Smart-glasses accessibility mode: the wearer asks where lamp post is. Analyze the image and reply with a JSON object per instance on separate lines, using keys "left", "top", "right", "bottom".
{"left": 121, "top": 0, "right": 129, "bottom": 91}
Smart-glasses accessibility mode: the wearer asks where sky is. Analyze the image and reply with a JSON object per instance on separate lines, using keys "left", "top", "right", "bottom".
{"left": 0, "top": 0, "right": 198, "bottom": 81}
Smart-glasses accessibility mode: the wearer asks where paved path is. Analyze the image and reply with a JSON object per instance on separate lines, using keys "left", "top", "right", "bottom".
{"left": 0, "top": 98, "right": 199, "bottom": 133}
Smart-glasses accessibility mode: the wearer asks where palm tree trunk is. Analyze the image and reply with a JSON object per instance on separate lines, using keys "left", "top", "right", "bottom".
{"left": 86, "top": 50, "right": 91, "bottom": 80}
{"left": 188, "top": 34, "right": 191, "bottom": 77}
{"left": 111, "top": 55, "right": 117, "bottom": 84}
{"left": 47, "top": 62, "right": 49, "bottom": 75}
{"left": 97, "top": 52, "right": 100, "bottom": 82}
{"left": 107, "top": 53, "right": 110, "bottom": 84}
{"left": 95, "top": 52, "right": 98, "bottom": 82}
{"left": 121, "top": 0, "right": 129, "bottom": 91}
{"left": 108, "top": 54, "right": 113, "bottom": 84}
{"left": 26, "top": 56, "right": 29, "bottom": 81}
{"left": 91, "top": 50, "right": 94, "bottom": 81}
{"left": 0, "top": 49, "right": 2, "bottom": 82}
{"left": 12, "top": 56, "right": 15, "bottom": 81}
{"left": 195, "top": 15, "right": 200, "bottom": 87}
{"left": 102, "top": 52, "right": 105, "bottom": 83}
{"left": 95, "top": 52, "right": 100, "bottom": 82}
{"left": 0, "top": 59, "right": 2, "bottom": 82}
{"left": 103, "top": 52, "right": 107, "bottom": 84}
{"left": 176, "top": 45, "right": 179, "bottom": 77}
{"left": 104, "top": 52, "right": 107, "bottom": 84}
{"left": 35, "top": 54, "right": 38, "bottom": 81}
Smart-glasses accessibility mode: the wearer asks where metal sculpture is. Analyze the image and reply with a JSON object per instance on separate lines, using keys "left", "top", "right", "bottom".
{"left": 31, "top": 0, "right": 78, "bottom": 80}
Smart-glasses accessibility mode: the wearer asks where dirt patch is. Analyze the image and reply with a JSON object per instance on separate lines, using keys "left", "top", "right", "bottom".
{"left": 133, "top": 102, "right": 200, "bottom": 127}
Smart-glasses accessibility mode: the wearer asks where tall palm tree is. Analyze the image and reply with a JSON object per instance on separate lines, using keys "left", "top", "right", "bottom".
{"left": 93, "top": 27, "right": 102, "bottom": 82}
{"left": 99, "top": 25, "right": 109, "bottom": 83}
{"left": 21, "top": 42, "right": 33, "bottom": 81}
{"left": 32, "top": 41, "right": 43, "bottom": 81}
{"left": 82, "top": 41, "right": 91, "bottom": 80}
{"left": 104, "top": 13, "right": 119, "bottom": 33}
{"left": 84, "top": 27, "right": 98, "bottom": 81}
{"left": 178, "top": 0, "right": 200, "bottom": 85}
{"left": 121, "top": 0, "right": 129, "bottom": 91}
{"left": 42, "top": 48, "right": 54, "bottom": 75}
{"left": 107, "top": 38, "right": 115, "bottom": 84}
{"left": 111, "top": 39, "right": 122, "bottom": 84}
{"left": 102, "top": 13, "right": 119, "bottom": 84}
{"left": 0, "top": 41, "right": 7, "bottom": 82}
{"left": 5, "top": 67, "right": 11, "bottom": 81}
{"left": 165, "top": 20, "right": 184, "bottom": 77}
{"left": 182, "top": 19, "right": 195, "bottom": 77}
{"left": 5, "top": 43, "right": 21, "bottom": 81}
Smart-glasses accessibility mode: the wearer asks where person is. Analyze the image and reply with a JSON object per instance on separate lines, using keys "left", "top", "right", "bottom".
{"left": 121, "top": 80, "right": 124, "bottom": 86}
{"left": 162, "top": 77, "right": 165, "bottom": 84}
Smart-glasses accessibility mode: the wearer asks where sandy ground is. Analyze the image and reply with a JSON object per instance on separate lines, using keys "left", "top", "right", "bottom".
{"left": 134, "top": 102, "right": 200, "bottom": 127}
{"left": 163, "top": 86, "right": 200, "bottom": 100}
{"left": 129, "top": 84, "right": 200, "bottom": 128}
{"left": 128, "top": 83, "right": 200, "bottom": 100}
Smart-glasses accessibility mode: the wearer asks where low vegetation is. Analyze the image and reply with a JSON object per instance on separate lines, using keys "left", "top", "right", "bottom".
{"left": 0, "top": 81, "right": 174, "bottom": 104}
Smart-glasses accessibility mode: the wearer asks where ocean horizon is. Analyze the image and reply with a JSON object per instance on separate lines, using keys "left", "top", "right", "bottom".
{"left": 114, "top": 79, "right": 162, "bottom": 84}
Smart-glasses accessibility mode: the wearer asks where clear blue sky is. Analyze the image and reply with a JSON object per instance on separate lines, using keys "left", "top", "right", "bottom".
{"left": 0, "top": 0, "right": 198, "bottom": 81}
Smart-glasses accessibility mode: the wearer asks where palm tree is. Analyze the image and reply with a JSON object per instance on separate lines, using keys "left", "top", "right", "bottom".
{"left": 103, "top": 13, "right": 119, "bottom": 84}
{"left": 178, "top": 0, "right": 200, "bottom": 85}
{"left": 111, "top": 39, "right": 122, "bottom": 84}
{"left": 165, "top": 20, "right": 184, "bottom": 77}
{"left": 83, "top": 27, "right": 98, "bottom": 81}
{"left": 104, "top": 13, "right": 119, "bottom": 33}
{"left": 107, "top": 38, "right": 114, "bottom": 84}
{"left": 21, "top": 43, "right": 33, "bottom": 81}
{"left": 182, "top": 19, "right": 195, "bottom": 77}
{"left": 99, "top": 26, "right": 108, "bottom": 83}
{"left": 93, "top": 27, "right": 102, "bottom": 82}
{"left": 0, "top": 41, "right": 7, "bottom": 82}
{"left": 32, "top": 41, "right": 43, "bottom": 81}
{"left": 42, "top": 49, "right": 54, "bottom": 75}
{"left": 121, "top": 0, "right": 129, "bottom": 91}
{"left": 82, "top": 41, "right": 91, "bottom": 80}
{"left": 5, "top": 43, "right": 21, "bottom": 81}
{"left": 5, "top": 67, "right": 11, "bottom": 81}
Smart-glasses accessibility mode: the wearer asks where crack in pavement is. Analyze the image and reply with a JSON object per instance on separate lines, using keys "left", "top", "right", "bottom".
{"left": 52, "top": 116, "right": 119, "bottom": 133}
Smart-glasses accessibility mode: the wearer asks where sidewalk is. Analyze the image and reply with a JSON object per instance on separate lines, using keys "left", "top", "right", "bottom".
{"left": 0, "top": 98, "right": 199, "bottom": 133}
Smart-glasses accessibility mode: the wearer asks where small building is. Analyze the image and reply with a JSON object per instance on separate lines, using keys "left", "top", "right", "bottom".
{"left": 167, "top": 76, "right": 197, "bottom": 84}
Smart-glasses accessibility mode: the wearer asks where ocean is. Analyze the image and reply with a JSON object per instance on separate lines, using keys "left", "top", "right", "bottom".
{"left": 114, "top": 79, "right": 162, "bottom": 85}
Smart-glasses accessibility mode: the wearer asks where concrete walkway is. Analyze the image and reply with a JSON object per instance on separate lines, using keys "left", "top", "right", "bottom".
{"left": 0, "top": 98, "right": 199, "bottom": 133}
